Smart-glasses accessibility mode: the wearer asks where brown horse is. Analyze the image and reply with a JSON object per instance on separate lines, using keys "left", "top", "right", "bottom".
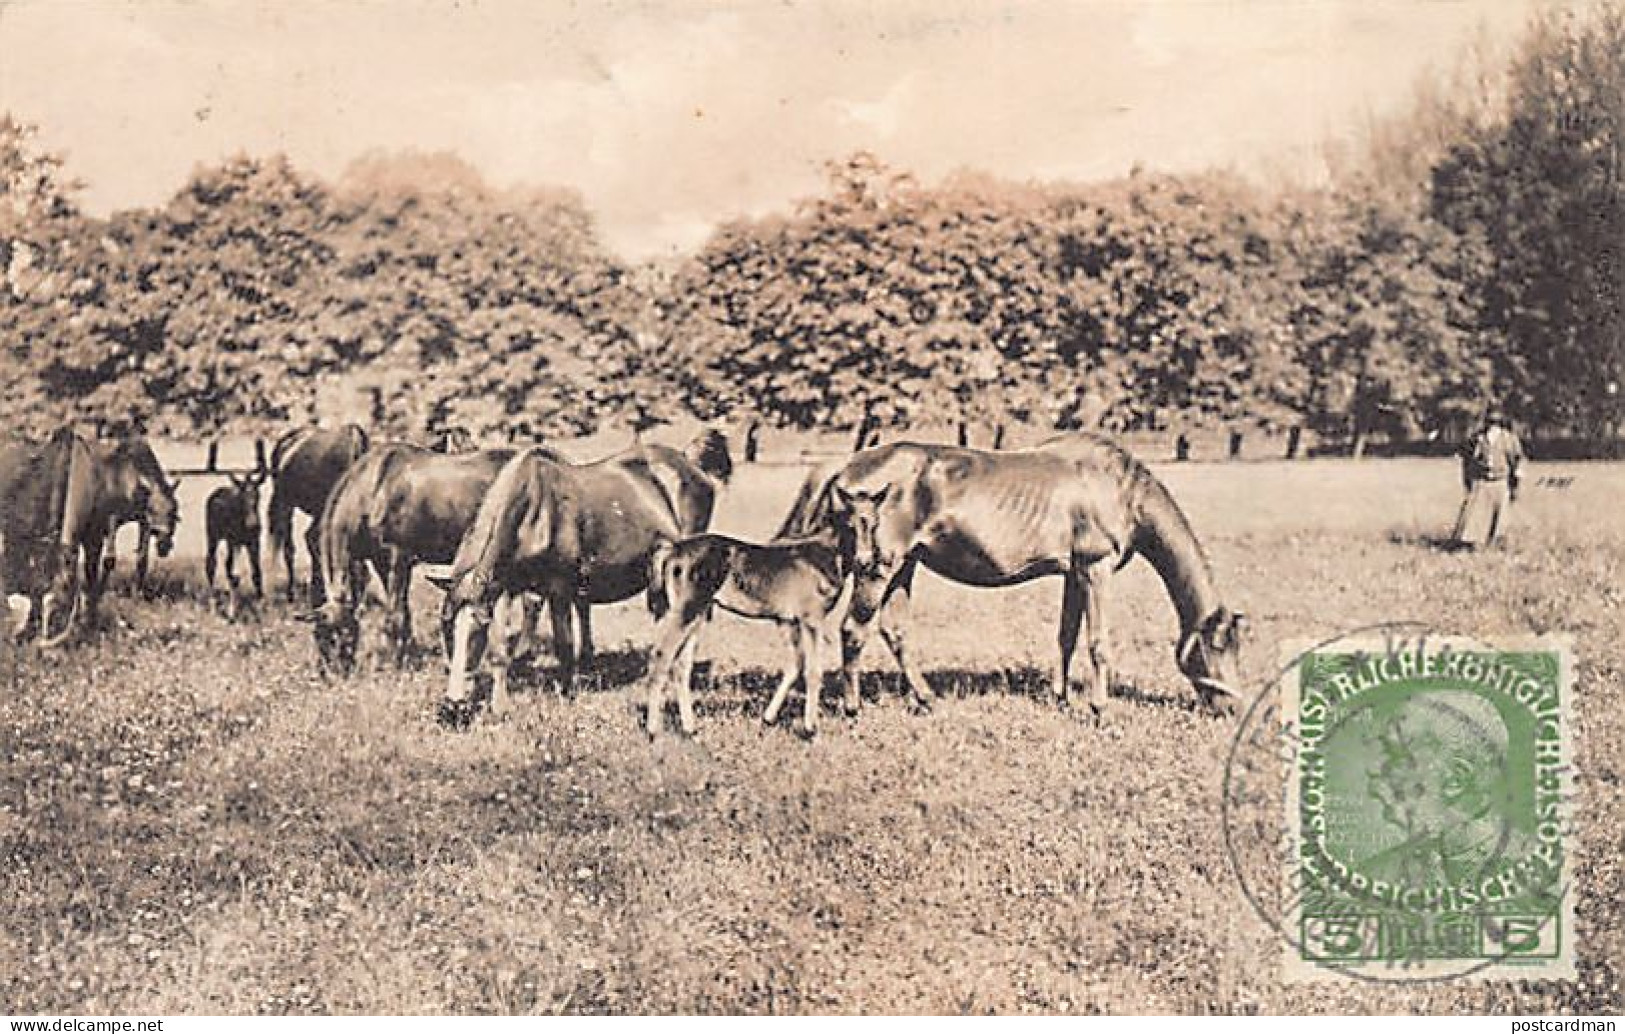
{"left": 778, "top": 433, "right": 1245, "bottom": 716}
{"left": 0, "top": 430, "right": 179, "bottom": 636}
{"left": 88, "top": 436, "right": 181, "bottom": 595}
{"left": 441, "top": 430, "right": 732, "bottom": 721}
{"left": 77, "top": 435, "right": 180, "bottom": 615}
{"left": 308, "top": 443, "right": 515, "bottom": 675}
{"left": 268, "top": 424, "right": 371, "bottom": 603}
{"left": 0, "top": 428, "right": 87, "bottom": 645}
{"left": 640, "top": 491, "right": 883, "bottom": 737}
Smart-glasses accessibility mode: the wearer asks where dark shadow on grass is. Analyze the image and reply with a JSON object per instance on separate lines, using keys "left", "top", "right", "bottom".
{"left": 1387, "top": 529, "right": 1473, "bottom": 553}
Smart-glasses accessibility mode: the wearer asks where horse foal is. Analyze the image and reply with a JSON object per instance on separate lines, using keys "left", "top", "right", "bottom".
{"left": 644, "top": 530, "right": 851, "bottom": 737}
{"left": 205, "top": 472, "right": 266, "bottom": 605}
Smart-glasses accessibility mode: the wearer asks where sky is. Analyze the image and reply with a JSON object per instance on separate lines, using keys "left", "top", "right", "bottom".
{"left": 0, "top": 0, "right": 1547, "bottom": 259}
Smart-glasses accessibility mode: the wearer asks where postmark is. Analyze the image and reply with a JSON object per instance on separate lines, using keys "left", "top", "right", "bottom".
{"left": 1223, "top": 625, "right": 1577, "bottom": 983}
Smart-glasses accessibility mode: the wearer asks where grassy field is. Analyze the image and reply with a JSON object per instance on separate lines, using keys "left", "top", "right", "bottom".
{"left": 1, "top": 456, "right": 1620, "bottom": 1014}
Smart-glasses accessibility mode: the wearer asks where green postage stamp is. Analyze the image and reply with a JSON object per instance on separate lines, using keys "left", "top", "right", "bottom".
{"left": 1283, "top": 633, "right": 1576, "bottom": 982}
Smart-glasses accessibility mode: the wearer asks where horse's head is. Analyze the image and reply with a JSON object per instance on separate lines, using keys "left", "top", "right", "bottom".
{"left": 230, "top": 470, "right": 267, "bottom": 536}
{"left": 434, "top": 426, "right": 476, "bottom": 455}
{"left": 118, "top": 440, "right": 179, "bottom": 557}
{"left": 306, "top": 598, "right": 360, "bottom": 677}
{"left": 440, "top": 571, "right": 496, "bottom": 710}
{"left": 1177, "top": 606, "right": 1247, "bottom": 714}
{"left": 831, "top": 483, "right": 891, "bottom": 576}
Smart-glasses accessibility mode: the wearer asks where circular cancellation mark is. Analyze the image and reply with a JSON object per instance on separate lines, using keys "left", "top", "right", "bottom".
{"left": 1221, "top": 622, "right": 1577, "bottom": 984}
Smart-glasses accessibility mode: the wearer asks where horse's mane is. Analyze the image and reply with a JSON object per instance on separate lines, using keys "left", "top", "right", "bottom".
{"left": 108, "top": 436, "right": 168, "bottom": 484}
{"left": 684, "top": 428, "right": 733, "bottom": 485}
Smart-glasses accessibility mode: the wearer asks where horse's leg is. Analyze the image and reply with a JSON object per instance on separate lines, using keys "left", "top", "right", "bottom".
{"left": 305, "top": 519, "right": 325, "bottom": 607}
{"left": 672, "top": 621, "right": 705, "bottom": 736}
{"left": 1082, "top": 563, "right": 1111, "bottom": 713}
{"left": 575, "top": 599, "right": 594, "bottom": 669}
{"left": 875, "top": 563, "right": 935, "bottom": 712}
{"left": 548, "top": 591, "right": 577, "bottom": 696}
{"left": 487, "top": 592, "right": 525, "bottom": 717}
{"left": 134, "top": 523, "right": 151, "bottom": 595}
{"left": 1056, "top": 571, "right": 1084, "bottom": 711}
{"left": 800, "top": 621, "right": 825, "bottom": 737}
{"left": 837, "top": 574, "right": 890, "bottom": 712}
{"left": 249, "top": 535, "right": 264, "bottom": 599}
{"left": 81, "top": 534, "right": 107, "bottom": 624}
{"left": 762, "top": 627, "right": 801, "bottom": 726}
{"left": 644, "top": 609, "right": 688, "bottom": 737}
{"left": 271, "top": 494, "right": 296, "bottom": 600}
{"left": 387, "top": 552, "right": 413, "bottom": 667}
{"left": 205, "top": 534, "right": 220, "bottom": 592}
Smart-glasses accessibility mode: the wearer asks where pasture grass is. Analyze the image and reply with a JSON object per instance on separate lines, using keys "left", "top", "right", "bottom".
{"left": 2, "top": 457, "right": 1621, "bottom": 1014}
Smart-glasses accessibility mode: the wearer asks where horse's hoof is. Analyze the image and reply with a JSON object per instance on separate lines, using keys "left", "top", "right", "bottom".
{"left": 437, "top": 699, "right": 475, "bottom": 730}
{"left": 842, "top": 701, "right": 861, "bottom": 718}
{"left": 908, "top": 696, "right": 934, "bottom": 716}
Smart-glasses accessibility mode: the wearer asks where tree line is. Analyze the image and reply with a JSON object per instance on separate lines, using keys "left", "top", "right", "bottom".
{"left": 2, "top": 5, "right": 1619, "bottom": 447}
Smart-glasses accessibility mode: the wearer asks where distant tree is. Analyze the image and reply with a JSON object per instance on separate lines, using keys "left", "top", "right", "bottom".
{"left": 1431, "top": 3, "right": 1625, "bottom": 435}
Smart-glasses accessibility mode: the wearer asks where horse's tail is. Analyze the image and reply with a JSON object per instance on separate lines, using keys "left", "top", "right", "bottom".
{"left": 684, "top": 427, "right": 733, "bottom": 485}
{"left": 266, "top": 428, "right": 305, "bottom": 559}
{"left": 645, "top": 540, "right": 675, "bottom": 619}
{"left": 448, "top": 449, "right": 544, "bottom": 608}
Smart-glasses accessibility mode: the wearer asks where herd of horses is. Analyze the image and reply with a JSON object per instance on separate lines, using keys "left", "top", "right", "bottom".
{"left": 0, "top": 422, "right": 1246, "bottom": 736}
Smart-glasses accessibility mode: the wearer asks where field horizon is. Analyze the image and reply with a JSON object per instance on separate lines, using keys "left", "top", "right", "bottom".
{"left": 2, "top": 454, "right": 1620, "bottom": 1014}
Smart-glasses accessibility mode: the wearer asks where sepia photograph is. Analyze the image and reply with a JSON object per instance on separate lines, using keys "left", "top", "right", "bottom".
{"left": 0, "top": 0, "right": 1620, "bottom": 1017}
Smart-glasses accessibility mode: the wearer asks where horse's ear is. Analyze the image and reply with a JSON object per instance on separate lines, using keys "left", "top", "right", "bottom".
{"left": 872, "top": 484, "right": 890, "bottom": 505}
{"left": 831, "top": 484, "right": 852, "bottom": 509}
{"left": 169, "top": 478, "right": 183, "bottom": 494}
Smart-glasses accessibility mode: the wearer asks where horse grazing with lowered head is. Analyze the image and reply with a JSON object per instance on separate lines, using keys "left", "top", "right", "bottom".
{"left": 268, "top": 424, "right": 371, "bottom": 603}
{"left": 308, "top": 443, "right": 515, "bottom": 675}
{"left": 778, "top": 433, "right": 1245, "bottom": 716}
{"left": 82, "top": 435, "right": 181, "bottom": 606}
{"left": 1, "top": 430, "right": 179, "bottom": 637}
{"left": 641, "top": 491, "right": 882, "bottom": 737}
{"left": 441, "top": 429, "right": 733, "bottom": 723}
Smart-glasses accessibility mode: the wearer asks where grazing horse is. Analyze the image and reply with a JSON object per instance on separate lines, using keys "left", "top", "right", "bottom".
{"left": 640, "top": 493, "right": 881, "bottom": 737}
{"left": 308, "top": 444, "right": 515, "bottom": 675}
{"left": 88, "top": 437, "right": 180, "bottom": 595}
{"left": 778, "top": 433, "right": 1245, "bottom": 716}
{"left": 441, "top": 430, "right": 733, "bottom": 721}
{"left": 1, "top": 430, "right": 179, "bottom": 632}
{"left": 206, "top": 471, "right": 267, "bottom": 601}
{"left": 78, "top": 435, "right": 180, "bottom": 614}
{"left": 0, "top": 428, "right": 88, "bottom": 645}
{"left": 268, "top": 424, "right": 371, "bottom": 603}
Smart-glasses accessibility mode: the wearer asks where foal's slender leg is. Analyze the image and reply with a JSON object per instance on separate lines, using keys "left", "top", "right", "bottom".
{"left": 762, "top": 626, "right": 801, "bottom": 725}
{"left": 672, "top": 622, "right": 705, "bottom": 735}
{"left": 645, "top": 608, "right": 695, "bottom": 737}
{"left": 875, "top": 562, "right": 935, "bottom": 711}
{"left": 800, "top": 622, "right": 825, "bottom": 736}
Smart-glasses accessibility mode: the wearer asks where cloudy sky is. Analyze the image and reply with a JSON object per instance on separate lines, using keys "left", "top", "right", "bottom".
{"left": 0, "top": 0, "right": 1544, "bottom": 259}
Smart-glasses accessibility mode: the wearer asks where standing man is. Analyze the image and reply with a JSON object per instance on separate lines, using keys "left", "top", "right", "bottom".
{"left": 1452, "top": 408, "right": 1525, "bottom": 549}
